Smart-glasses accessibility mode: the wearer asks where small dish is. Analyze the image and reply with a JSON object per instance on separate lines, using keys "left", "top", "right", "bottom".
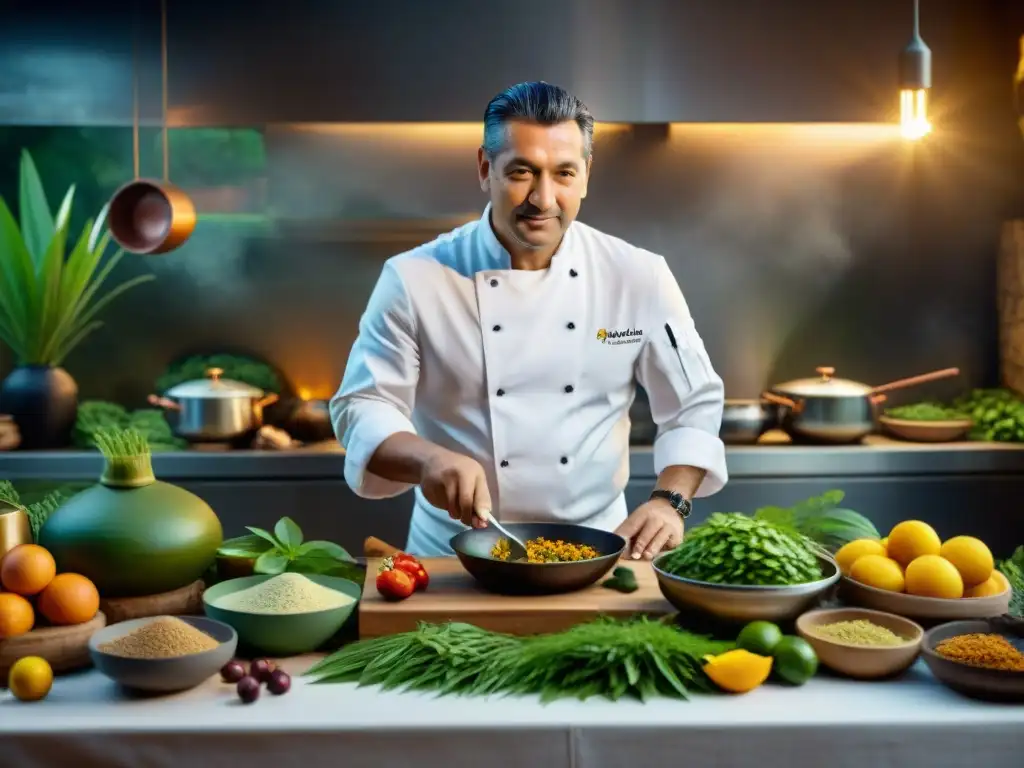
{"left": 922, "top": 619, "right": 1024, "bottom": 702}
{"left": 652, "top": 553, "right": 840, "bottom": 623}
{"left": 879, "top": 416, "right": 973, "bottom": 443}
{"left": 839, "top": 576, "right": 1010, "bottom": 621}
{"left": 203, "top": 574, "right": 360, "bottom": 656}
{"left": 796, "top": 607, "right": 923, "bottom": 679}
{"left": 89, "top": 615, "right": 236, "bottom": 693}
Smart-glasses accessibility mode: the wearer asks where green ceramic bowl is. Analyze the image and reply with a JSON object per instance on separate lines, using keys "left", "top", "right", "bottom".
{"left": 202, "top": 574, "right": 361, "bottom": 656}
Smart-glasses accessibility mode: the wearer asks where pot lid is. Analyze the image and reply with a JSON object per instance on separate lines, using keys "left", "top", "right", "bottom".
{"left": 165, "top": 367, "right": 265, "bottom": 399}
{"left": 773, "top": 366, "right": 872, "bottom": 397}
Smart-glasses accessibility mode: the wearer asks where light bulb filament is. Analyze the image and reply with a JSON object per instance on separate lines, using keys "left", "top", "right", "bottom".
{"left": 900, "top": 88, "right": 931, "bottom": 140}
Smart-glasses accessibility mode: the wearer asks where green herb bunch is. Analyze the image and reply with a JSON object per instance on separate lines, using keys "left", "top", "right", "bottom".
{"left": 659, "top": 513, "right": 823, "bottom": 586}
{"left": 955, "top": 389, "right": 1024, "bottom": 443}
{"left": 305, "top": 617, "right": 731, "bottom": 703}
{"left": 220, "top": 516, "right": 359, "bottom": 583}
{"left": 998, "top": 546, "right": 1024, "bottom": 618}
{"left": 884, "top": 402, "right": 967, "bottom": 422}
{"left": 751, "top": 490, "right": 880, "bottom": 553}
{"left": 0, "top": 480, "right": 68, "bottom": 541}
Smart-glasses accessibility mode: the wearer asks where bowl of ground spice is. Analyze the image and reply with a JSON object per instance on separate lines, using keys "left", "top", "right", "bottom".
{"left": 203, "top": 572, "right": 360, "bottom": 656}
{"left": 922, "top": 619, "right": 1024, "bottom": 702}
{"left": 796, "top": 607, "right": 924, "bottom": 679}
{"left": 88, "top": 615, "right": 237, "bottom": 692}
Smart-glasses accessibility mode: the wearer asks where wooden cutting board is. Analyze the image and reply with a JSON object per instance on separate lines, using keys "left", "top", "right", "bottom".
{"left": 359, "top": 557, "right": 672, "bottom": 638}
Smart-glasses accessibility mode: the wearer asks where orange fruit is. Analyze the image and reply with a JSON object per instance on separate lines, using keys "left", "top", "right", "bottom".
{"left": 0, "top": 592, "right": 35, "bottom": 638}
{"left": 37, "top": 573, "right": 100, "bottom": 626}
{"left": 0, "top": 544, "right": 56, "bottom": 596}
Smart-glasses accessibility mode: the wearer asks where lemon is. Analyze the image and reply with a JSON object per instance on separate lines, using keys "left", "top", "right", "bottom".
{"left": 880, "top": 537, "right": 889, "bottom": 553}
{"left": 886, "top": 521, "right": 942, "bottom": 566}
{"left": 938, "top": 536, "right": 994, "bottom": 588}
{"left": 905, "top": 555, "right": 964, "bottom": 599}
{"left": 835, "top": 539, "right": 888, "bottom": 576}
{"left": 964, "top": 570, "right": 1009, "bottom": 598}
{"left": 8, "top": 656, "right": 53, "bottom": 702}
{"left": 702, "top": 649, "right": 773, "bottom": 694}
{"left": 849, "top": 554, "right": 906, "bottom": 592}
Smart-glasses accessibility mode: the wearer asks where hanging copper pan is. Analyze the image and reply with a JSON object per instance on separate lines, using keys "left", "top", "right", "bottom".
{"left": 108, "top": 0, "right": 195, "bottom": 256}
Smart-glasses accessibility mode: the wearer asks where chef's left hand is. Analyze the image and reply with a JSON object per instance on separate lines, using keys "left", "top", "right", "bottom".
{"left": 615, "top": 498, "right": 684, "bottom": 561}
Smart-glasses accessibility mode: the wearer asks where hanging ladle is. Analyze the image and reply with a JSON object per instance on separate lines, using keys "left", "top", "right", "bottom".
{"left": 108, "top": 0, "right": 196, "bottom": 255}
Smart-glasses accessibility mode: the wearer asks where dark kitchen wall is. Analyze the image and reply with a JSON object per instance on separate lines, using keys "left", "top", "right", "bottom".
{"left": 0, "top": 0, "right": 1021, "bottom": 412}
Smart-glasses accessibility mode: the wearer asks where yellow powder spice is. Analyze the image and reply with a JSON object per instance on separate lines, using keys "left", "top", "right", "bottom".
{"left": 214, "top": 572, "right": 354, "bottom": 615}
{"left": 99, "top": 616, "right": 219, "bottom": 659}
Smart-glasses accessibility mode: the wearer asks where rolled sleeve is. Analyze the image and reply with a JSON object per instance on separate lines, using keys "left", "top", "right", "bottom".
{"left": 330, "top": 261, "right": 420, "bottom": 499}
{"left": 635, "top": 255, "right": 728, "bottom": 497}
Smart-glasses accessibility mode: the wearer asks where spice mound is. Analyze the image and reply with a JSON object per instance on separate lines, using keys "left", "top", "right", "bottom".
{"left": 213, "top": 572, "right": 355, "bottom": 615}
{"left": 491, "top": 536, "right": 599, "bottom": 563}
{"left": 935, "top": 633, "right": 1024, "bottom": 672}
{"left": 99, "top": 616, "right": 219, "bottom": 659}
{"left": 810, "top": 619, "right": 908, "bottom": 647}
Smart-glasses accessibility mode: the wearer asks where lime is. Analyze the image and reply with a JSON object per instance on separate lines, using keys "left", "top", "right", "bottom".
{"left": 736, "top": 621, "right": 783, "bottom": 656}
{"left": 772, "top": 636, "right": 818, "bottom": 686}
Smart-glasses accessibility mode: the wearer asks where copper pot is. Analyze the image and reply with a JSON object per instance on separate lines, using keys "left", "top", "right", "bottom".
{"left": 108, "top": 180, "right": 196, "bottom": 255}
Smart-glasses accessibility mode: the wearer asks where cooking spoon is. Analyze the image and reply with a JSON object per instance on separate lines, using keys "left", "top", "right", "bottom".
{"left": 475, "top": 509, "right": 529, "bottom": 561}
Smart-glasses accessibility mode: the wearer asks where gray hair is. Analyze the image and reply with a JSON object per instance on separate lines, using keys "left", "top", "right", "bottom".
{"left": 482, "top": 81, "right": 594, "bottom": 159}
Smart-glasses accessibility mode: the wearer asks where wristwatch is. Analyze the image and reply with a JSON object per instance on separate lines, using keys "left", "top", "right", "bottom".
{"left": 650, "top": 489, "right": 692, "bottom": 519}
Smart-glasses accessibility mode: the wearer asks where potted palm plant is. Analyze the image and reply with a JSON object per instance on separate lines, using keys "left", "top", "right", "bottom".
{"left": 0, "top": 150, "right": 155, "bottom": 449}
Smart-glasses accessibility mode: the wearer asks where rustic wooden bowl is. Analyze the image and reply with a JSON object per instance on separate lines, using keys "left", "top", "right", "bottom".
{"left": 0, "top": 612, "right": 107, "bottom": 680}
{"left": 796, "top": 607, "right": 923, "bottom": 679}
{"left": 879, "top": 416, "right": 973, "bottom": 443}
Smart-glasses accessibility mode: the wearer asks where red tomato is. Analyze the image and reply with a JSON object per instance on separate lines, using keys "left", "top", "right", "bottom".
{"left": 376, "top": 568, "right": 415, "bottom": 600}
{"left": 413, "top": 565, "right": 429, "bottom": 591}
{"left": 392, "top": 558, "right": 428, "bottom": 590}
{"left": 393, "top": 552, "right": 422, "bottom": 569}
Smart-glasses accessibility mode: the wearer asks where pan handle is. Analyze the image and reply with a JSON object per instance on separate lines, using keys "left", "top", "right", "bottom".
{"left": 256, "top": 393, "right": 279, "bottom": 409}
{"left": 869, "top": 367, "right": 960, "bottom": 396}
{"left": 147, "top": 394, "right": 181, "bottom": 412}
{"left": 761, "top": 391, "right": 801, "bottom": 412}
{"left": 870, "top": 394, "right": 888, "bottom": 406}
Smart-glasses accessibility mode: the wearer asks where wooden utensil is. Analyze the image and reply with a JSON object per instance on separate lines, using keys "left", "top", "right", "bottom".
{"left": 364, "top": 536, "right": 401, "bottom": 558}
{"left": 0, "top": 612, "right": 107, "bottom": 679}
{"left": 99, "top": 579, "right": 205, "bottom": 624}
{"left": 358, "top": 557, "right": 671, "bottom": 638}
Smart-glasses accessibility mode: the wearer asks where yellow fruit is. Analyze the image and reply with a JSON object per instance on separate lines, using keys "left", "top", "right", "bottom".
{"left": 849, "top": 554, "right": 906, "bottom": 592}
{"left": 938, "top": 536, "right": 994, "bottom": 588}
{"left": 880, "top": 537, "right": 889, "bottom": 552}
{"left": 702, "top": 649, "right": 773, "bottom": 694}
{"left": 8, "top": 656, "right": 53, "bottom": 701}
{"left": 905, "top": 555, "right": 964, "bottom": 599}
{"left": 835, "top": 539, "right": 888, "bottom": 576}
{"left": 0, "top": 592, "right": 35, "bottom": 638}
{"left": 964, "top": 570, "right": 1009, "bottom": 598}
{"left": 0, "top": 544, "right": 56, "bottom": 596}
{"left": 886, "top": 521, "right": 941, "bottom": 566}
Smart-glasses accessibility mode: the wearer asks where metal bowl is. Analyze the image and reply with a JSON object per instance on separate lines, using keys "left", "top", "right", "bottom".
{"left": 720, "top": 399, "right": 777, "bottom": 444}
{"left": 450, "top": 522, "right": 626, "bottom": 596}
{"left": 651, "top": 553, "right": 841, "bottom": 623}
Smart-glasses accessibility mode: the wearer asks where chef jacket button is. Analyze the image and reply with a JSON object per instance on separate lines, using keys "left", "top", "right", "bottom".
{"left": 567, "top": 322, "right": 575, "bottom": 330}
{"left": 490, "top": 278, "right": 498, "bottom": 287}
{"left": 569, "top": 269, "right": 578, "bottom": 278}
{"left": 560, "top": 456, "right": 569, "bottom": 465}
{"left": 496, "top": 388, "right": 505, "bottom": 397}
{"left": 500, "top": 460, "right": 509, "bottom": 468}
{"left": 492, "top": 324, "right": 501, "bottom": 332}
{"left": 564, "top": 384, "right": 574, "bottom": 393}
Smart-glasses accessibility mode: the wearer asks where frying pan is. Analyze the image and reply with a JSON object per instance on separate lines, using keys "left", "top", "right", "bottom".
{"left": 450, "top": 522, "right": 626, "bottom": 596}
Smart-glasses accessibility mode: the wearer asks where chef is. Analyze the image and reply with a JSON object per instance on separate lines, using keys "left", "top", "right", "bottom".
{"left": 330, "top": 81, "right": 727, "bottom": 559}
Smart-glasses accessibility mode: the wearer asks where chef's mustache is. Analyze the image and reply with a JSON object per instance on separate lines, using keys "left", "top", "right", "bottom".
{"left": 516, "top": 203, "right": 561, "bottom": 218}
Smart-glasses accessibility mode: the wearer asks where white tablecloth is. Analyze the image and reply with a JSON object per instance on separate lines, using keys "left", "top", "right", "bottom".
{"left": 1, "top": 657, "right": 1021, "bottom": 768}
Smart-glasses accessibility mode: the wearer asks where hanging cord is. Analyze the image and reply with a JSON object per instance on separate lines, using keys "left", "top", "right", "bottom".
{"left": 161, "top": 0, "right": 169, "bottom": 182}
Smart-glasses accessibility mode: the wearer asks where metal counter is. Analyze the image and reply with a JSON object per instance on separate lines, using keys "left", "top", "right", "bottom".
{"left": 2, "top": 435, "right": 1023, "bottom": 481}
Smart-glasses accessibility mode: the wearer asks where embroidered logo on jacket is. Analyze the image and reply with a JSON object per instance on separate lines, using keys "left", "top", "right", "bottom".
{"left": 596, "top": 327, "right": 643, "bottom": 346}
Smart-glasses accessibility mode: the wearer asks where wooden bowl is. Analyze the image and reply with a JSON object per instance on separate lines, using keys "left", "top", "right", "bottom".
{"left": 922, "top": 619, "right": 1024, "bottom": 702}
{"left": 0, "top": 612, "right": 107, "bottom": 679}
{"left": 879, "top": 416, "right": 973, "bottom": 443}
{"left": 796, "top": 607, "right": 923, "bottom": 679}
{"left": 839, "top": 576, "right": 1011, "bottom": 622}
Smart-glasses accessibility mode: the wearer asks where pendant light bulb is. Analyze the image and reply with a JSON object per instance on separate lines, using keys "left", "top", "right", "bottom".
{"left": 899, "top": 0, "right": 932, "bottom": 140}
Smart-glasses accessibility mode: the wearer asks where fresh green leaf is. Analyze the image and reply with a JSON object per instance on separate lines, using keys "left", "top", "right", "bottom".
{"left": 254, "top": 550, "right": 290, "bottom": 575}
{"left": 217, "top": 534, "right": 275, "bottom": 558}
{"left": 274, "top": 516, "right": 303, "bottom": 551}
{"left": 0, "top": 481, "right": 21, "bottom": 507}
{"left": 245, "top": 526, "right": 282, "bottom": 550}
{"left": 297, "top": 540, "right": 353, "bottom": 561}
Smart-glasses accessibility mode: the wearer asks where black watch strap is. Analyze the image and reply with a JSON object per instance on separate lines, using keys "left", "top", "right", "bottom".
{"left": 650, "top": 489, "right": 692, "bottom": 519}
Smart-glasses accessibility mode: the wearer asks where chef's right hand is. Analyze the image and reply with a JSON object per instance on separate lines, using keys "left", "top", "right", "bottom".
{"left": 419, "top": 449, "right": 493, "bottom": 528}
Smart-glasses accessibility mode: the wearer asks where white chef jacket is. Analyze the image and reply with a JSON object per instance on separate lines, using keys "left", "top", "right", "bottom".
{"left": 330, "top": 204, "right": 727, "bottom": 557}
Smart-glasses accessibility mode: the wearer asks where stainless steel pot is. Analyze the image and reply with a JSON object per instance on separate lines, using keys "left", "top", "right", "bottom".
{"left": 720, "top": 399, "right": 777, "bottom": 445}
{"left": 762, "top": 365, "right": 960, "bottom": 445}
{"left": 148, "top": 367, "right": 279, "bottom": 442}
